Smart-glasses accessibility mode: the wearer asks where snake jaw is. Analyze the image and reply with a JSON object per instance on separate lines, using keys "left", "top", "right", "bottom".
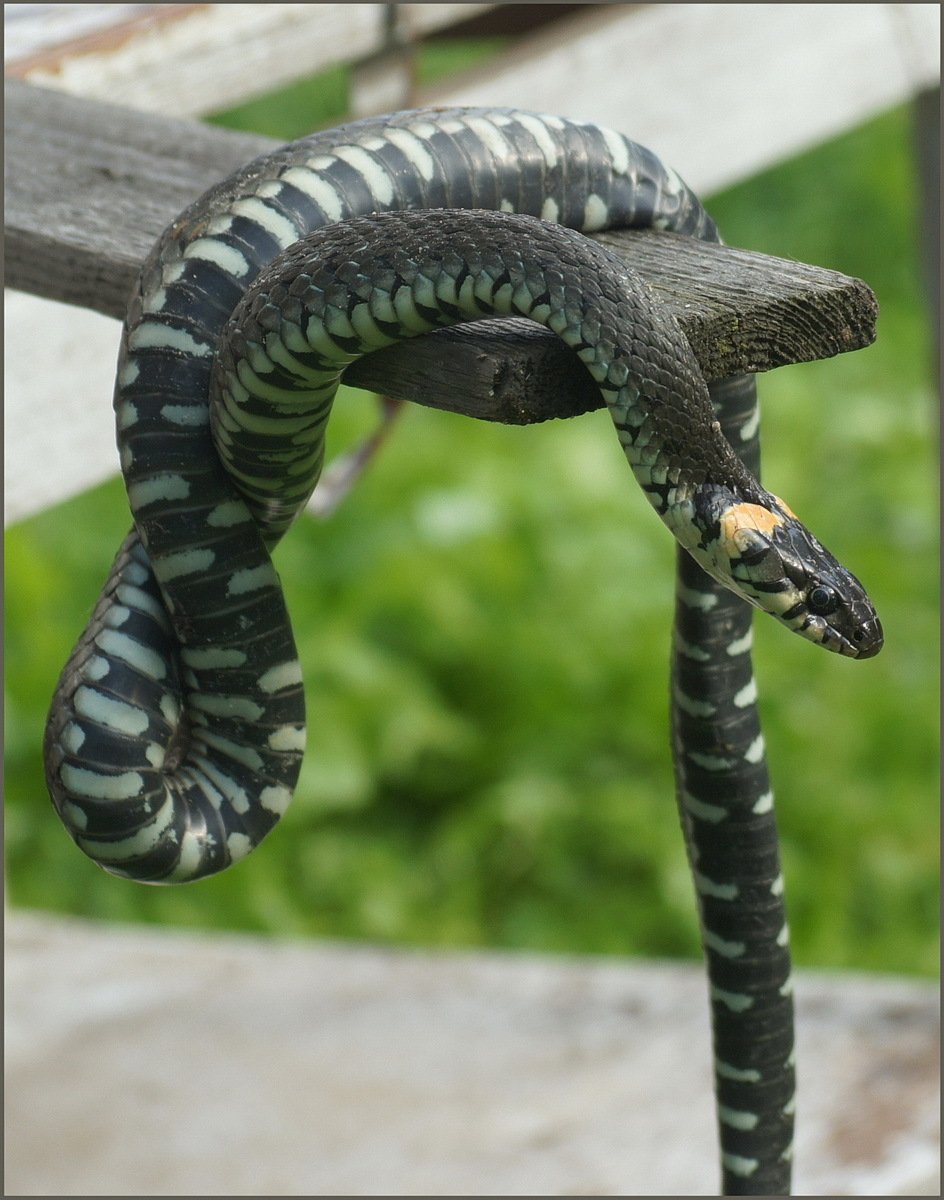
{"left": 810, "top": 609, "right": 884, "bottom": 658}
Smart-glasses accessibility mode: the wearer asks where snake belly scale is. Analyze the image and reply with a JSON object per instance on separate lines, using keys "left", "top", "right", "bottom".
{"left": 44, "top": 107, "right": 882, "bottom": 1195}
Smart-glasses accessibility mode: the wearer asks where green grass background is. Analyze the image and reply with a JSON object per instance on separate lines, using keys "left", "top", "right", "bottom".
{"left": 5, "top": 48, "right": 938, "bottom": 977}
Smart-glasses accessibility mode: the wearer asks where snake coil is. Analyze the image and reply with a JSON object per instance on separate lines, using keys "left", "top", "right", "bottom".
{"left": 44, "top": 108, "right": 882, "bottom": 1195}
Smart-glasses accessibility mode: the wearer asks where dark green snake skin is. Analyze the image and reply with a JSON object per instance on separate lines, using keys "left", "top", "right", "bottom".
{"left": 43, "top": 107, "right": 882, "bottom": 1195}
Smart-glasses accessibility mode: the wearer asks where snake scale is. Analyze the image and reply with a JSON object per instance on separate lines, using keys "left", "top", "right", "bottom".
{"left": 44, "top": 107, "right": 882, "bottom": 1195}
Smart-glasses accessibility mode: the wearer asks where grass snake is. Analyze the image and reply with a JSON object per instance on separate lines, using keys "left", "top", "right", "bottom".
{"left": 43, "top": 107, "right": 883, "bottom": 1195}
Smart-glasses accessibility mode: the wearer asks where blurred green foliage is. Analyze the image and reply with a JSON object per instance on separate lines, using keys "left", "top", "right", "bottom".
{"left": 5, "top": 57, "right": 937, "bottom": 977}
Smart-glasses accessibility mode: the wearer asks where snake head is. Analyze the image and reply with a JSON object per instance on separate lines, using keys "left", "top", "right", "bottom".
{"left": 693, "top": 490, "right": 884, "bottom": 658}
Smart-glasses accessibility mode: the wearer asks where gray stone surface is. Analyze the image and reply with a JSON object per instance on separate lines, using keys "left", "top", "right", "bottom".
{"left": 4, "top": 911, "right": 938, "bottom": 1196}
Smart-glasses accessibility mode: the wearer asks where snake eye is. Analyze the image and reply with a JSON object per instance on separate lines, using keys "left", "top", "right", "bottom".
{"left": 807, "top": 584, "right": 839, "bottom": 616}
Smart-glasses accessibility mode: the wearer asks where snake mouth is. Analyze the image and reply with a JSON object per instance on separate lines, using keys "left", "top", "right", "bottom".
{"left": 846, "top": 615, "right": 884, "bottom": 659}
{"left": 824, "top": 614, "right": 884, "bottom": 659}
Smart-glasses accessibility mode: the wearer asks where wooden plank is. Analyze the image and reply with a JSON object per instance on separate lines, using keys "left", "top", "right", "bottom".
{"left": 398, "top": 3, "right": 495, "bottom": 37}
{"left": 4, "top": 4, "right": 387, "bottom": 117}
{"left": 4, "top": 78, "right": 877, "bottom": 430}
{"left": 3, "top": 79, "right": 274, "bottom": 319}
{"left": 4, "top": 3, "right": 495, "bottom": 119}
{"left": 4, "top": 3, "right": 148, "bottom": 61}
{"left": 4, "top": 295, "right": 122, "bottom": 526}
{"left": 356, "top": 235, "right": 877, "bottom": 424}
{"left": 420, "top": 3, "right": 941, "bottom": 195}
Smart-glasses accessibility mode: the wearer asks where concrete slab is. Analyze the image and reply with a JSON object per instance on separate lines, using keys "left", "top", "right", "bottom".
{"left": 4, "top": 911, "right": 938, "bottom": 1196}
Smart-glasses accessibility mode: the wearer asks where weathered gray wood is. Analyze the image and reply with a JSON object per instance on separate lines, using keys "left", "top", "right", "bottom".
{"left": 4, "top": 78, "right": 878, "bottom": 425}
{"left": 361, "top": 233, "right": 878, "bottom": 423}
{"left": 4, "top": 79, "right": 274, "bottom": 319}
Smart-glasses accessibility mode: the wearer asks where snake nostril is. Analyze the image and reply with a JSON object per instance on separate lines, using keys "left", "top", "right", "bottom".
{"left": 853, "top": 617, "right": 884, "bottom": 658}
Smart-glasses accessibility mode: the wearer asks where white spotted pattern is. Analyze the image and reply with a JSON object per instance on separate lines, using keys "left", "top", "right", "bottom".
{"left": 257, "top": 661, "right": 304, "bottom": 693}
{"left": 281, "top": 167, "right": 344, "bottom": 221}
{"left": 711, "top": 986, "right": 754, "bottom": 1014}
{"left": 184, "top": 237, "right": 251, "bottom": 277}
{"left": 332, "top": 144, "right": 395, "bottom": 203}
{"left": 719, "top": 1105, "right": 760, "bottom": 1132}
{"left": 75, "top": 687, "right": 149, "bottom": 736}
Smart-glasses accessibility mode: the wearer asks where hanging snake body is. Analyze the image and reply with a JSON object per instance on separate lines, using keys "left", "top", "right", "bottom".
{"left": 44, "top": 107, "right": 881, "bottom": 1195}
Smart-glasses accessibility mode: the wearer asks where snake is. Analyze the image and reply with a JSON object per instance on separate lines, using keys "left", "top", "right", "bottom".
{"left": 43, "top": 107, "right": 882, "bottom": 1195}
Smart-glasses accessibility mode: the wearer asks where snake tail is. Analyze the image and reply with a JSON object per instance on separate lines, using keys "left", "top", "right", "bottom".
{"left": 674, "top": 375, "right": 794, "bottom": 1195}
